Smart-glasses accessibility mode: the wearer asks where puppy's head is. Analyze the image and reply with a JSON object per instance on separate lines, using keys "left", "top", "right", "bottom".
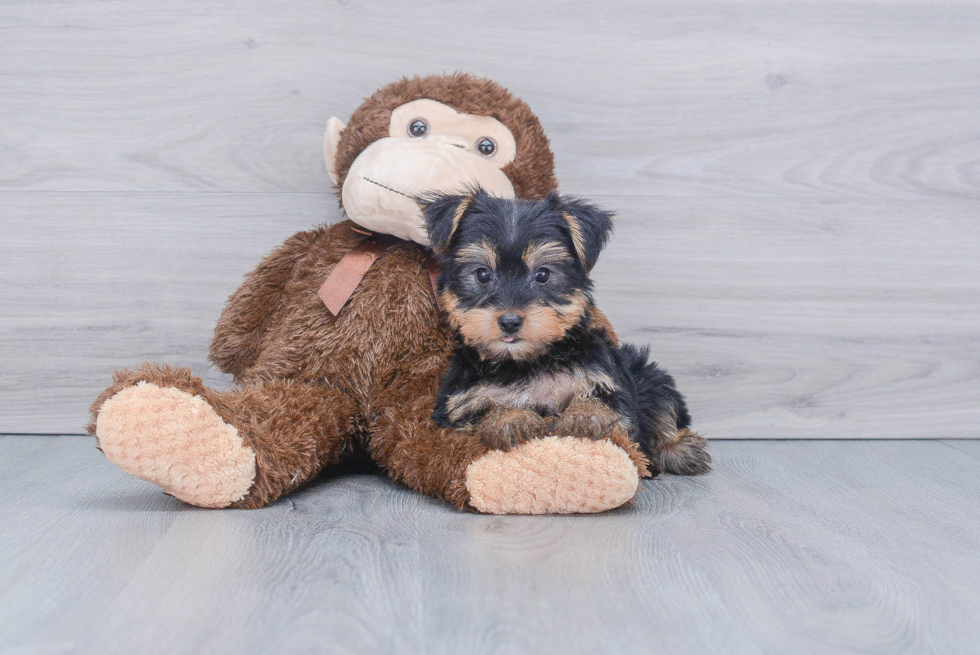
{"left": 420, "top": 188, "right": 613, "bottom": 361}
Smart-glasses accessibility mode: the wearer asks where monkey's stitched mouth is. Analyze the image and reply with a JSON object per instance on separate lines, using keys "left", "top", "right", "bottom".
{"left": 363, "top": 177, "right": 413, "bottom": 199}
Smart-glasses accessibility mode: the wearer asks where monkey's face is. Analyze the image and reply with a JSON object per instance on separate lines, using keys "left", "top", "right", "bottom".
{"left": 326, "top": 99, "right": 517, "bottom": 245}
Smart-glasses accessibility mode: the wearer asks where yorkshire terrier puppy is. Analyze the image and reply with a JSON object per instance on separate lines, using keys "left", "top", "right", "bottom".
{"left": 422, "top": 189, "right": 710, "bottom": 477}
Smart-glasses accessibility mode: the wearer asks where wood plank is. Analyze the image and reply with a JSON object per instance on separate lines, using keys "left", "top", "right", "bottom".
{"left": 597, "top": 196, "right": 980, "bottom": 440}
{"left": 0, "top": 193, "right": 980, "bottom": 438}
{"left": 942, "top": 439, "right": 980, "bottom": 462}
{"left": 3, "top": 193, "right": 977, "bottom": 437}
{"left": 2, "top": 0, "right": 979, "bottom": 436}
{"left": 0, "top": 1, "right": 977, "bottom": 200}
{"left": 1, "top": 436, "right": 979, "bottom": 653}
{"left": 0, "top": 192, "right": 330, "bottom": 432}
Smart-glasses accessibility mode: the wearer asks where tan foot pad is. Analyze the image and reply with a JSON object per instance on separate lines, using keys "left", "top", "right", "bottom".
{"left": 96, "top": 382, "right": 256, "bottom": 508}
{"left": 465, "top": 436, "right": 640, "bottom": 515}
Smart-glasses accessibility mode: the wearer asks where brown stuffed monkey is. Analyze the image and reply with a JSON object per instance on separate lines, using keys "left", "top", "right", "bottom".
{"left": 88, "top": 73, "right": 652, "bottom": 514}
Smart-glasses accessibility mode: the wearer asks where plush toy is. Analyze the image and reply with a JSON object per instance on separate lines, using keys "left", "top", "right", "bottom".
{"left": 87, "top": 73, "right": 656, "bottom": 514}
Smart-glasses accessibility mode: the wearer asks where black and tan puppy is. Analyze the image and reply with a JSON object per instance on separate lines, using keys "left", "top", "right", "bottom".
{"left": 423, "top": 189, "right": 710, "bottom": 476}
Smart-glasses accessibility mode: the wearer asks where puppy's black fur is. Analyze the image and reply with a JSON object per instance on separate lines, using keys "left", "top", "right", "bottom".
{"left": 422, "top": 189, "right": 710, "bottom": 476}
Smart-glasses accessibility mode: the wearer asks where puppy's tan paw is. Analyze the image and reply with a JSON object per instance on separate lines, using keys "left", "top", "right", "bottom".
{"left": 479, "top": 407, "right": 547, "bottom": 451}
{"left": 550, "top": 400, "right": 621, "bottom": 441}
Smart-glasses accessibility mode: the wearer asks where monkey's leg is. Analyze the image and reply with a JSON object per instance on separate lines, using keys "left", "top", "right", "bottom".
{"left": 367, "top": 357, "right": 488, "bottom": 510}
{"left": 368, "top": 357, "right": 647, "bottom": 514}
{"left": 88, "top": 363, "right": 360, "bottom": 508}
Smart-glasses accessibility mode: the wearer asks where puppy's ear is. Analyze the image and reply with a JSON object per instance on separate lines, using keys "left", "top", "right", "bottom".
{"left": 418, "top": 191, "right": 475, "bottom": 252}
{"left": 557, "top": 195, "right": 614, "bottom": 271}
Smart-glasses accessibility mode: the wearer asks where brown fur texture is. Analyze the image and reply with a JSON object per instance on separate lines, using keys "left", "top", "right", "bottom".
{"left": 90, "top": 222, "right": 483, "bottom": 508}
{"left": 519, "top": 292, "right": 589, "bottom": 358}
{"left": 652, "top": 427, "right": 711, "bottom": 477}
{"left": 550, "top": 396, "right": 627, "bottom": 442}
{"left": 333, "top": 73, "right": 557, "bottom": 202}
{"left": 87, "top": 74, "right": 645, "bottom": 512}
{"left": 587, "top": 307, "right": 618, "bottom": 346}
{"left": 478, "top": 406, "right": 548, "bottom": 451}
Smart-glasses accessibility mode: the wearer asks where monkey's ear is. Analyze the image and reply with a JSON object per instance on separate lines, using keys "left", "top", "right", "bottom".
{"left": 558, "top": 196, "right": 614, "bottom": 271}
{"left": 419, "top": 192, "right": 475, "bottom": 252}
{"left": 324, "top": 117, "right": 346, "bottom": 184}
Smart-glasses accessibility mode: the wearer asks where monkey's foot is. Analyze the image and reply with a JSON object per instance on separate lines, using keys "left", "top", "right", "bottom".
{"left": 464, "top": 436, "right": 640, "bottom": 514}
{"left": 96, "top": 381, "right": 256, "bottom": 508}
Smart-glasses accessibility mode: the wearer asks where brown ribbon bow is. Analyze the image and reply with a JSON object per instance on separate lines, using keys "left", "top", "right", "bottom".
{"left": 318, "top": 233, "right": 441, "bottom": 316}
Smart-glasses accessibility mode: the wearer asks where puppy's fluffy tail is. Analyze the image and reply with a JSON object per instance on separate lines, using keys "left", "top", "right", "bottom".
{"left": 620, "top": 344, "right": 710, "bottom": 476}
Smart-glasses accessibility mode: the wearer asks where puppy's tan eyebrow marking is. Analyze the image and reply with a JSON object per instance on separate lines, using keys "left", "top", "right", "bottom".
{"left": 522, "top": 240, "right": 568, "bottom": 269}
{"left": 458, "top": 239, "right": 498, "bottom": 268}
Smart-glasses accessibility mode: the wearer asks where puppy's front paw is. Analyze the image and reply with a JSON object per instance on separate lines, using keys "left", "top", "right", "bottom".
{"left": 551, "top": 400, "right": 621, "bottom": 441}
{"left": 479, "top": 407, "right": 547, "bottom": 451}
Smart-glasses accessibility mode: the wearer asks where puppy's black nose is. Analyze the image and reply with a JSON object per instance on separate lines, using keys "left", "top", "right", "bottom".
{"left": 498, "top": 313, "right": 524, "bottom": 334}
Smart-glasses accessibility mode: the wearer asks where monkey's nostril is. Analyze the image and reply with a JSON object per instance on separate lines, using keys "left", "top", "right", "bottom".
{"left": 497, "top": 313, "right": 523, "bottom": 334}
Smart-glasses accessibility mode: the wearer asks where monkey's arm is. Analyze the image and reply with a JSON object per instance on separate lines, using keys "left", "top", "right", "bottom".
{"left": 209, "top": 230, "right": 319, "bottom": 379}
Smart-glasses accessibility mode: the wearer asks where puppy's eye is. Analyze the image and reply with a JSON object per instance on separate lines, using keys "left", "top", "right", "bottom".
{"left": 534, "top": 267, "right": 551, "bottom": 284}
{"left": 475, "top": 267, "right": 493, "bottom": 285}
{"left": 409, "top": 119, "right": 428, "bottom": 137}
{"left": 477, "top": 138, "right": 496, "bottom": 157}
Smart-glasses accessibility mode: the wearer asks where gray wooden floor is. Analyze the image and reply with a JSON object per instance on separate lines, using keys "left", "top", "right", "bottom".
{"left": 1, "top": 436, "right": 978, "bottom": 654}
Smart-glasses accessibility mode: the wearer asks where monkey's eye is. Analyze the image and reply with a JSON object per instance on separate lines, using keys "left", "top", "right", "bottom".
{"left": 474, "top": 267, "right": 493, "bottom": 285}
{"left": 409, "top": 119, "right": 428, "bottom": 138}
{"left": 534, "top": 267, "right": 552, "bottom": 284}
{"left": 476, "top": 138, "right": 496, "bottom": 157}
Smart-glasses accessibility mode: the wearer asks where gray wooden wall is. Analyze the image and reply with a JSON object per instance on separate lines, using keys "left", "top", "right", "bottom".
{"left": 2, "top": 0, "right": 978, "bottom": 437}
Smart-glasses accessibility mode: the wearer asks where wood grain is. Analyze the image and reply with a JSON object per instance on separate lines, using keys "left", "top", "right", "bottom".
{"left": 0, "top": 192, "right": 327, "bottom": 432}
{"left": 1, "top": 1, "right": 978, "bottom": 200}
{"left": 942, "top": 439, "right": 980, "bottom": 462}
{"left": 596, "top": 196, "right": 980, "bottom": 439}
{"left": 2, "top": 436, "right": 979, "bottom": 654}
{"left": 3, "top": 193, "right": 977, "bottom": 437}
{"left": 1, "top": 0, "right": 978, "bottom": 436}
